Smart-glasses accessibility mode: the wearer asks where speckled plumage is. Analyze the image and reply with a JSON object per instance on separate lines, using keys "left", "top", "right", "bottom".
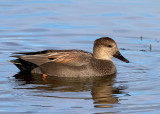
{"left": 10, "top": 37, "right": 129, "bottom": 77}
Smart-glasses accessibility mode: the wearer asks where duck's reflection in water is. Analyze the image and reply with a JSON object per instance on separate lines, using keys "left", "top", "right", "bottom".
{"left": 13, "top": 72, "right": 127, "bottom": 108}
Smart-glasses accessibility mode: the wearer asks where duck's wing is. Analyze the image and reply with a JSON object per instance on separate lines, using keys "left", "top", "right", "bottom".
{"left": 47, "top": 51, "right": 92, "bottom": 66}
{"left": 12, "top": 50, "right": 92, "bottom": 66}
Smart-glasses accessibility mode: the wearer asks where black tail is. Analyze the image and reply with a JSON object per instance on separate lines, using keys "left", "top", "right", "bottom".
{"left": 10, "top": 59, "right": 38, "bottom": 73}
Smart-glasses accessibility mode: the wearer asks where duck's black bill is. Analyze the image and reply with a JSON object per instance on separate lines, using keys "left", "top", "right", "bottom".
{"left": 114, "top": 51, "right": 129, "bottom": 63}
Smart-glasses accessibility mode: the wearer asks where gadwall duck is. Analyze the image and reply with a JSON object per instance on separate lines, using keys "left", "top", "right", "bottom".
{"left": 11, "top": 37, "right": 129, "bottom": 77}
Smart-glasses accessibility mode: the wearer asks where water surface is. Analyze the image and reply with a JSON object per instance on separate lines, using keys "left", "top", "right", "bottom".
{"left": 0, "top": 0, "right": 160, "bottom": 113}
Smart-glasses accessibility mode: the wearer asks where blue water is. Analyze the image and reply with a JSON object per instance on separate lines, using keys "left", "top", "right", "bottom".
{"left": 0, "top": 0, "right": 160, "bottom": 113}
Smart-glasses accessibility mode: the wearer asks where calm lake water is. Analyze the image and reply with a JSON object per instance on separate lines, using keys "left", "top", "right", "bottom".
{"left": 0, "top": 0, "right": 160, "bottom": 113}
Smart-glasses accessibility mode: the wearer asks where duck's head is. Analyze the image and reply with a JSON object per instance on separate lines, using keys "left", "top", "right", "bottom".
{"left": 93, "top": 37, "right": 129, "bottom": 63}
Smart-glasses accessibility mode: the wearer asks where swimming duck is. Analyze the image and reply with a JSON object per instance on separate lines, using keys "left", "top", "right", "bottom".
{"left": 11, "top": 37, "right": 129, "bottom": 77}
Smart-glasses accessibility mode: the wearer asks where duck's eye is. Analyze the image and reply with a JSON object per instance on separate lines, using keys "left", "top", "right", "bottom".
{"left": 106, "top": 45, "right": 112, "bottom": 48}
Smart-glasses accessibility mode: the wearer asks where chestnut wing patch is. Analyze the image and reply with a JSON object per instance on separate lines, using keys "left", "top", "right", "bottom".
{"left": 48, "top": 52, "right": 78, "bottom": 64}
{"left": 47, "top": 52, "right": 91, "bottom": 66}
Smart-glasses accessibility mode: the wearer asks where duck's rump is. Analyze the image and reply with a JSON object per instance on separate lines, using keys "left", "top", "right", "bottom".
{"left": 10, "top": 59, "right": 42, "bottom": 74}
